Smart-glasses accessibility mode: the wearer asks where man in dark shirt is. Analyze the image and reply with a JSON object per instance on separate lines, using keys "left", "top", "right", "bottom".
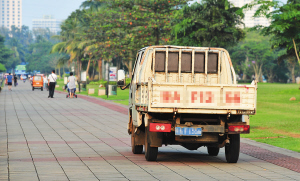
{"left": 14, "top": 74, "right": 17, "bottom": 87}
{"left": 6, "top": 73, "right": 13, "bottom": 91}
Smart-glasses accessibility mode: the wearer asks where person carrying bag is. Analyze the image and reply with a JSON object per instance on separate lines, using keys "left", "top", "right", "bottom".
{"left": 48, "top": 70, "right": 57, "bottom": 98}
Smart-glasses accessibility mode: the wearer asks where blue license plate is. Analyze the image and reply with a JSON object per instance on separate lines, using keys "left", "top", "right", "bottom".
{"left": 175, "top": 127, "right": 202, "bottom": 136}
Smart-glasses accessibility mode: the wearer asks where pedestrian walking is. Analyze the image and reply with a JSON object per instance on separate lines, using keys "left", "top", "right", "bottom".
{"left": 22, "top": 75, "right": 26, "bottom": 83}
{"left": 13, "top": 74, "right": 17, "bottom": 87}
{"left": 48, "top": 70, "right": 57, "bottom": 98}
{"left": 30, "top": 76, "right": 33, "bottom": 85}
{"left": 43, "top": 75, "right": 48, "bottom": 90}
{"left": 6, "top": 73, "right": 13, "bottom": 91}
{"left": 67, "top": 72, "right": 76, "bottom": 98}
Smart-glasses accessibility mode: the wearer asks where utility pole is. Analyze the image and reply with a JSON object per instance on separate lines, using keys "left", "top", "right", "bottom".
{"left": 107, "top": 63, "right": 109, "bottom": 98}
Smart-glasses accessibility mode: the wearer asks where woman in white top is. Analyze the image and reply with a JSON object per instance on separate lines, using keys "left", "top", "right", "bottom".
{"left": 68, "top": 72, "right": 76, "bottom": 98}
{"left": 43, "top": 75, "right": 48, "bottom": 89}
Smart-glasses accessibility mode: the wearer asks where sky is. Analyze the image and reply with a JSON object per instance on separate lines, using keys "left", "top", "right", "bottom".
{"left": 23, "top": 0, "right": 86, "bottom": 29}
{"left": 23, "top": 0, "right": 288, "bottom": 30}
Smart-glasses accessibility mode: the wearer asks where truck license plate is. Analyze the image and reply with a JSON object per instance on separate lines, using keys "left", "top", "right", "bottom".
{"left": 175, "top": 127, "right": 202, "bottom": 136}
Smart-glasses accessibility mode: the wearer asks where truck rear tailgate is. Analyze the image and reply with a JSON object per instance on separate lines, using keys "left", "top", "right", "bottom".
{"left": 151, "top": 83, "right": 256, "bottom": 111}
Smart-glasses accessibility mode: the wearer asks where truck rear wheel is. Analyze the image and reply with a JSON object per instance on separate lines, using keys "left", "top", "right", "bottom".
{"left": 145, "top": 129, "right": 158, "bottom": 161}
{"left": 225, "top": 134, "right": 240, "bottom": 163}
{"left": 131, "top": 126, "right": 143, "bottom": 154}
{"left": 207, "top": 147, "right": 220, "bottom": 156}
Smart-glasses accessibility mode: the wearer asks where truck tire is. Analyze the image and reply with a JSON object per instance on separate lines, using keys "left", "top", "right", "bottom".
{"left": 32, "top": 87, "right": 34, "bottom": 91}
{"left": 41, "top": 87, "right": 43, "bottom": 91}
{"left": 145, "top": 129, "right": 158, "bottom": 161}
{"left": 207, "top": 147, "right": 220, "bottom": 156}
{"left": 131, "top": 126, "right": 143, "bottom": 154}
{"left": 225, "top": 134, "right": 240, "bottom": 163}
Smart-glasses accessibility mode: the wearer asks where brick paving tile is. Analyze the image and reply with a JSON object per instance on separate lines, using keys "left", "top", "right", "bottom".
{"left": 1, "top": 83, "right": 300, "bottom": 181}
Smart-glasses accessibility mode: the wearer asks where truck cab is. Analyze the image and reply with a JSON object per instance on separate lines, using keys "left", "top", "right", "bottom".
{"left": 128, "top": 45, "right": 257, "bottom": 163}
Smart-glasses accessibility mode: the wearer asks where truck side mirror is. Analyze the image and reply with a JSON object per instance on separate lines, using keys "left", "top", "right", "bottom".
{"left": 117, "top": 69, "right": 126, "bottom": 86}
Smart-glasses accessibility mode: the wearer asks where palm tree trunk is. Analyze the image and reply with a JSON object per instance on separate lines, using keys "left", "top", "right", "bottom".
{"left": 92, "top": 67, "right": 95, "bottom": 80}
{"left": 98, "top": 58, "right": 102, "bottom": 80}
{"left": 79, "top": 59, "right": 82, "bottom": 81}
{"left": 291, "top": 64, "right": 295, "bottom": 83}
{"left": 92, "top": 61, "right": 96, "bottom": 80}
{"left": 292, "top": 39, "right": 300, "bottom": 65}
{"left": 242, "top": 56, "right": 249, "bottom": 80}
{"left": 58, "top": 66, "right": 61, "bottom": 78}
{"left": 268, "top": 72, "right": 274, "bottom": 83}
{"left": 86, "top": 59, "right": 91, "bottom": 78}
{"left": 258, "top": 64, "right": 263, "bottom": 82}
{"left": 76, "top": 60, "right": 80, "bottom": 78}
{"left": 76, "top": 57, "right": 81, "bottom": 81}
{"left": 267, "top": 67, "right": 274, "bottom": 83}
{"left": 252, "top": 64, "right": 259, "bottom": 82}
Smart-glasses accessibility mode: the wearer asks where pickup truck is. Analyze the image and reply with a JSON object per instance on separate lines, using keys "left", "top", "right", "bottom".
{"left": 128, "top": 45, "right": 257, "bottom": 163}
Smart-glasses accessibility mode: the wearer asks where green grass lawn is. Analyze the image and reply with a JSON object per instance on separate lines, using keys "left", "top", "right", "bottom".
{"left": 57, "top": 78, "right": 300, "bottom": 152}
{"left": 241, "top": 83, "right": 300, "bottom": 152}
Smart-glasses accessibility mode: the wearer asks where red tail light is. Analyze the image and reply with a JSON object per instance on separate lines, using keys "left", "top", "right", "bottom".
{"left": 228, "top": 125, "right": 250, "bottom": 134}
{"left": 149, "top": 123, "right": 171, "bottom": 132}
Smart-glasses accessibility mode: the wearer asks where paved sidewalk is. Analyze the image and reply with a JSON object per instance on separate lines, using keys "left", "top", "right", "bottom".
{"left": 1, "top": 82, "right": 300, "bottom": 181}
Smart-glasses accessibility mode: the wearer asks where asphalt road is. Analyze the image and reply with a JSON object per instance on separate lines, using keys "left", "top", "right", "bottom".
{"left": 1, "top": 82, "right": 300, "bottom": 181}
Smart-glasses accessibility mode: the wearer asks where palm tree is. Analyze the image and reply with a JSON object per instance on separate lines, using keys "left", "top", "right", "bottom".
{"left": 51, "top": 10, "right": 86, "bottom": 80}
{"left": 56, "top": 54, "right": 70, "bottom": 77}
{"left": 80, "top": 0, "right": 104, "bottom": 12}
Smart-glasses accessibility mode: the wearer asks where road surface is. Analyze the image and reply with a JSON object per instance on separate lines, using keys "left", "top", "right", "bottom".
{"left": 1, "top": 82, "right": 300, "bottom": 181}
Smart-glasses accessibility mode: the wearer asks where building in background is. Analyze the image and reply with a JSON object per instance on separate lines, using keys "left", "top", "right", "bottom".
{"left": 15, "top": 63, "right": 27, "bottom": 77}
{"left": 32, "top": 15, "right": 62, "bottom": 34}
{"left": 0, "top": 0, "right": 22, "bottom": 29}
{"left": 228, "top": 0, "right": 272, "bottom": 28}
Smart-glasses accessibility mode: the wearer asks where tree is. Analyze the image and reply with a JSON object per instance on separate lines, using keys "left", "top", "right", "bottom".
{"left": 80, "top": 0, "right": 104, "bottom": 12}
{"left": 0, "top": 35, "right": 12, "bottom": 69}
{"left": 25, "top": 27, "right": 65, "bottom": 75}
{"left": 229, "top": 44, "right": 250, "bottom": 80}
{"left": 277, "top": 49, "right": 299, "bottom": 83}
{"left": 51, "top": 10, "right": 89, "bottom": 79}
{"left": 0, "top": 63, "right": 6, "bottom": 72}
{"left": 88, "top": 0, "right": 191, "bottom": 77}
{"left": 172, "top": 0, "right": 245, "bottom": 48}
{"left": 97, "top": 0, "right": 191, "bottom": 45}
{"left": 0, "top": 26, "right": 35, "bottom": 71}
{"left": 229, "top": 30, "right": 284, "bottom": 82}
{"left": 26, "top": 40, "right": 55, "bottom": 73}
{"left": 245, "top": 0, "right": 300, "bottom": 65}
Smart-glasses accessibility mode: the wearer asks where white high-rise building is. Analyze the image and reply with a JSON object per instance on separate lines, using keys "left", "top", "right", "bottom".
{"left": 32, "top": 15, "right": 62, "bottom": 34}
{"left": 228, "top": 0, "right": 272, "bottom": 28}
{"left": 0, "top": 0, "right": 22, "bottom": 29}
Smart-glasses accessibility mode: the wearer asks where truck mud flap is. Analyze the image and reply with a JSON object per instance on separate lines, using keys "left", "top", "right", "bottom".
{"left": 134, "top": 127, "right": 145, "bottom": 145}
{"left": 147, "top": 127, "right": 163, "bottom": 147}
